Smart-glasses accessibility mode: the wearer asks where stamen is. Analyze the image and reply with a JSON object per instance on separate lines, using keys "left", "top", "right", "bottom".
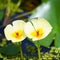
{"left": 11, "top": 30, "right": 23, "bottom": 40}
{"left": 30, "top": 28, "right": 44, "bottom": 38}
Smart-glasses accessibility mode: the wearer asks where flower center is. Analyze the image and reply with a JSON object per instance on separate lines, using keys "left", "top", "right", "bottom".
{"left": 11, "top": 30, "right": 23, "bottom": 40}
{"left": 30, "top": 28, "right": 44, "bottom": 38}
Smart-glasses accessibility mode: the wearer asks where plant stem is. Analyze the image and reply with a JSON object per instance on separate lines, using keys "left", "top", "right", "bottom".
{"left": 11, "top": 0, "right": 22, "bottom": 15}
{"left": 19, "top": 42, "right": 24, "bottom": 60}
{"left": 37, "top": 45, "right": 41, "bottom": 60}
{"left": 3, "top": 0, "right": 11, "bottom": 26}
{"left": 10, "top": 11, "right": 32, "bottom": 21}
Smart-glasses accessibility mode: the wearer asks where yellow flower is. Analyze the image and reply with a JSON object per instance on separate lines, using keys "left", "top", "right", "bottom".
{"left": 4, "top": 20, "right": 26, "bottom": 42}
{"left": 24, "top": 18, "right": 52, "bottom": 41}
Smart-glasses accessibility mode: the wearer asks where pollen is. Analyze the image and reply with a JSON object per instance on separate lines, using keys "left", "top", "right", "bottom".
{"left": 30, "top": 28, "right": 44, "bottom": 38}
{"left": 11, "top": 30, "right": 23, "bottom": 40}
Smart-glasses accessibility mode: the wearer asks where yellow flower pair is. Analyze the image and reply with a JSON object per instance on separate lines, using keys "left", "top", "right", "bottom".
{"left": 4, "top": 18, "right": 52, "bottom": 42}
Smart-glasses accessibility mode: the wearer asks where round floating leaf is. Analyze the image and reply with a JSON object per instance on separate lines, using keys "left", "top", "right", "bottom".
{"left": 0, "top": 43, "right": 20, "bottom": 56}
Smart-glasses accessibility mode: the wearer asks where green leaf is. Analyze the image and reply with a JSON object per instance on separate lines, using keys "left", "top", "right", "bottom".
{"left": 0, "top": 44, "right": 20, "bottom": 56}
{"left": 52, "top": 0, "right": 60, "bottom": 32}
{"left": 55, "top": 32, "right": 60, "bottom": 47}
{"left": 0, "top": 10, "right": 4, "bottom": 21}
{"left": 50, "top": 0, "right": 60, "bottom": 47}
{"left": 30, "top": 0, "right": 60, "bottom": 47}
